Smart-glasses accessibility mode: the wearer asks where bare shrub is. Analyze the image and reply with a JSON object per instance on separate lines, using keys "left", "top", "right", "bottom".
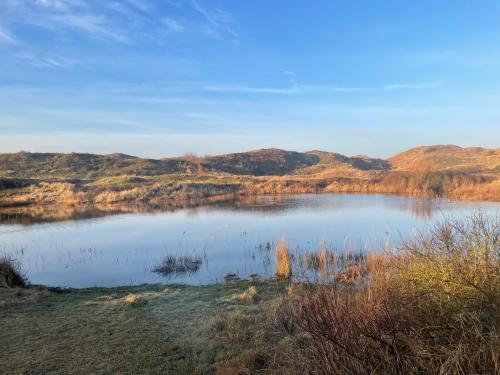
{"left": 0, "top": 256, "right": 27, "bottom": 288}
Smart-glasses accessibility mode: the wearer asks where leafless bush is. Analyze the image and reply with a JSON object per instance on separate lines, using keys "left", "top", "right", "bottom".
{"left": 0, "top": 256, "right": 27, "bottom": 287}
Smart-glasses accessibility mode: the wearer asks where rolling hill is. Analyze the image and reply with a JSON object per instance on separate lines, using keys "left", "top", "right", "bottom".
{"left": 388, "top": 145, "right": 500, "bottom": 174}
{"left": 0, "top": 152, "right": 194, "bottom": 179}
{"left": 0, "top": 145, "right": 498, "bottom": 180}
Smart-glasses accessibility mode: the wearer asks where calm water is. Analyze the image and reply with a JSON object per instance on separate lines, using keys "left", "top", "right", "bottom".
{"left": 1, "top": 194, "right": 498, "bottom": 288}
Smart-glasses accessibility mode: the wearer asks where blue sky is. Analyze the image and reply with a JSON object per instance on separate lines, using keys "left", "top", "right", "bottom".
{"left": 0, "top": 0, "right": 499, "bottom": 158}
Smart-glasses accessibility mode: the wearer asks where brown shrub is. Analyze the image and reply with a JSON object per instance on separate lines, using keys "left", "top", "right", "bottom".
{"left": 0, "top": 256, "right": 27, "bottom": 288}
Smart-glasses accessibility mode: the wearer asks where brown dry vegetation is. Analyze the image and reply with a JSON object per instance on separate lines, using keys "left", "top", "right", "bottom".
{"left": 1, "top": 169, "right": 498, "bottom": 210}
{"left": 275, "top": 238, "right": 292, "bottom": 279}
{"left": 0, "top": 257, "right": 26, "bottom": 288}
{"left": 277, "top": 213, "right": 500, "bottom": 374}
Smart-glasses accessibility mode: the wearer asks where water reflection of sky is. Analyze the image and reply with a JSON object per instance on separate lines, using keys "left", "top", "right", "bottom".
{"left": 0, "top": 194, "right": 498, "bottom": 288}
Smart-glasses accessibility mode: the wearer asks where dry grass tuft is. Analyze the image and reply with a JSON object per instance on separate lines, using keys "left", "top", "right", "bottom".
{"left": 234, "top": 286, "right": 259, "bottom": 304}
{"left": 123, "top": 294, "right": 145, "bottom": 305}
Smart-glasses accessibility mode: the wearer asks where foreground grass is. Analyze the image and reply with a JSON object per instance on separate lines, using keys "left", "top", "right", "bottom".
{"left": 0, "top": 281, "right": 288, "bottom": 375}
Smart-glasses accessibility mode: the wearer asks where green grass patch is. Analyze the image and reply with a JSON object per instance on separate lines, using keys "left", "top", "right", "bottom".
{"left": 0, "top": 281, "right": 287, "bottom": 375}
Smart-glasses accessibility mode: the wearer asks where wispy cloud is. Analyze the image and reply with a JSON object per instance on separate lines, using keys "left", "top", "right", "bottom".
{"left": 162, "top": 17, "right": 185, "bottom": 33}
{"left": 202, "top": 84, "right": 298, "bottom": 94}
{"left": 0, "top": 0, "right": 239, "bottom": 47}
{"left": 1, "top": 1, "right": 130, "bottom": 43}
{"left": 383, "top": 83, "right": 439, "bottom": 91}
{"left": 191, "top": 0, "right": 237, "bottom": 39}
{"left": 0, "top": 25, "right": 15, "bottom": 44}
{"left": 34, "top": 0, "right": 85, "bottom": 11}
{"left": 123, "top": 0, "right": 153, "bottom": 13}
{"left": 201, "top": 82, "right": 437, "bottom": 95}
{"left": 50, "top": 13, "right": 130, "bottom": 42}
{"left": 13, "top": 51, "right": 82, "bottom": 69}
{"left": 159, "top": 2, "right": 238, "bottom": 40}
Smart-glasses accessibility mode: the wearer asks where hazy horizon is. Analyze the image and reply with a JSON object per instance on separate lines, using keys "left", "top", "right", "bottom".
{"left": 1, "top": 1, "right": 500, "bottom": 157}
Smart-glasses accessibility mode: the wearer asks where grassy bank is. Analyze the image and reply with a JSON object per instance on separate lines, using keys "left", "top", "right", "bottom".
{"left": 0, "top": 281, "right": 290, "bottom": 375}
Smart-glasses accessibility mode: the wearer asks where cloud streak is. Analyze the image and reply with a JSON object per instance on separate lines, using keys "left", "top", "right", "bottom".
{"left": 12, "top": 51, "right": 82, "bottom": 69}
{"left": 0, "top": 0, "right": 239, "bottom": 48}
{"left": 0, "top": 25, "right": 15, "bottom": 44}
{"left": 49, "top": 13, "right": 130, "bottom": 42}
{"left": 162, "top": 17, "right": 185, "bottom": 33}
{"left": 191, "top": 0, "right": 238, "bottom": 39}
{"left": 201, "top": 82, "right": 439, "bottom": 95}
{"left": 0, "top": 1, "right": 130, "bottom": 43}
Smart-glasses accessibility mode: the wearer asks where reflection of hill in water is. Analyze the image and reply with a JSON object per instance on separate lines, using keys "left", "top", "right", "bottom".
{"left": 194, "top": 194, "right": 445, "bottom": 220}
{"left": 0, "top": 194, "right": 463, "bottom": 225}
{"left": 0, "top": 201, "right": 208, "bottom": 225}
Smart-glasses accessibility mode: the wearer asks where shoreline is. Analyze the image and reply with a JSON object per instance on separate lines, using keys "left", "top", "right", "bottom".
{"left": 0, "top": 178, "right": 499, "bottom": 210}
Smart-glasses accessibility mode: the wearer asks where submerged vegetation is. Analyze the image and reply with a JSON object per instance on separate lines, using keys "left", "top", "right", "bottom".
{"left": 152, "top": 254, "right": 203, "bottom": 278}
{"left": 1, "top": 214, "right": 499, "bottom": 374}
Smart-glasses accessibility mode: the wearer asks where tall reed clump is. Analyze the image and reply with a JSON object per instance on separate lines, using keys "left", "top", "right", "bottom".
{"left": 277, "top": 213, "right": 500, "bottom": 374}
{"left": 275, "top": 237, "right": 292, "bottom": 279}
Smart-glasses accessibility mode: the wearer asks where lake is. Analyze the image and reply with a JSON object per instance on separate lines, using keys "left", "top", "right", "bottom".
{"left": 1, "top": 193, "right": 498, "bottom": 288}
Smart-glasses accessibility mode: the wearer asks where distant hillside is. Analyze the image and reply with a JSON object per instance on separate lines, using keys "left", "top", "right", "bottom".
{"left": 198, "top": 149, "right": 319, "bottom": 176}
{"left": 0, "top": 145, "right": 498, "bottom": 180}
{"left": 388, "top": 145, "right": 500, "bottom": 174}
{"left": 0, "top": 148, "right": 391, "bottom": 179}
{"left": 0, "top": 152, "right": 195, "bottom": 179}
{"left": 293, "top": 151, "right": 389, "bottom": 178}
